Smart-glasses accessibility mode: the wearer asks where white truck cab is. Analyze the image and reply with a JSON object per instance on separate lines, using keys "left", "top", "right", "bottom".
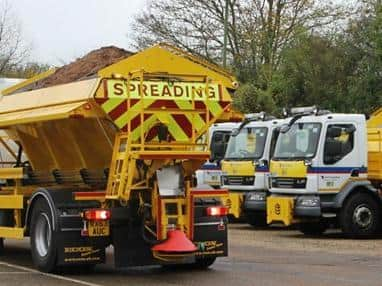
{"left": 220, "top": 113, "right": 285, "bottom": 224}
{"left": 195, "top": 122, "right": 238, "bottom": 188}
{"left": 267, "top": 106, "right": 382, "bottom": 237}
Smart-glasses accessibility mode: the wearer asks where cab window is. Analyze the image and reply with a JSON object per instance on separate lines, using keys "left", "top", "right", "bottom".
{"left": 210, "top": 131, "right": 231, "bottom": 161}
{"left": 324, "top": 124, "right": 355, "bottom": 165}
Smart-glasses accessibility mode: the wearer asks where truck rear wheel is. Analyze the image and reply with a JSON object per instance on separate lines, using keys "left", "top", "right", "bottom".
{"left": 30, "top": 198, "right": 58, "bottom": 273}
{"left": 340, "top": 193, "right": 381, "bottom": 237}
{"left": 192, "top": 257, "right": 216, "bottom": 269}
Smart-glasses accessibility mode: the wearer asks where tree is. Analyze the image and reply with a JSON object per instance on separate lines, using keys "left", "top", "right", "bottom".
{"left": 132, "top": 0, "right": 351, "bottom": 85}
{"left": 233, "top": 83, "right": 276, "bottom": 113}
{"left": 0, "top": 1, "right": 29, "bottom": 76}
{"left": 340, "top": 0, "right": 382, "bottom": 114}
{"left": 271, "top": 33, "right": 354, "bottom": 112}
{"left": 2, "top": 62, "right": 50, "bottom": 78}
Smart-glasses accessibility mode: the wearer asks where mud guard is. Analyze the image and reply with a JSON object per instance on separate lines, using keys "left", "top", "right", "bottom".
{"left": 27, "top": 188, "right": 109, "bottom": 266}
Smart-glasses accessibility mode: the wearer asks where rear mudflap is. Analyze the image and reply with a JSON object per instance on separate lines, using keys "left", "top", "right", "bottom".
{"left": 56, "top": 213, "right": 109, "bottom": 266}
{"left": 57, "top": 232, "right": 107, "bottom": 265}
{"left": 193, "top": 204, "right": 228, "bottom": 258}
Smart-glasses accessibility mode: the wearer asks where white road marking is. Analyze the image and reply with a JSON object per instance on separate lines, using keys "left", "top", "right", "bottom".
{"left": 0, "top": 262, "right": 104, "bottom": 286}
{"left": 0, "top": 271, "right": 30, "bottom": 274}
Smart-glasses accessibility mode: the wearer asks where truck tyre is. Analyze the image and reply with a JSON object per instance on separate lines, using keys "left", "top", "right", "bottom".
{"left": 30, "top": 198, "right": 58, "bottom": 273}
{"left": 192, "top": 257, "right": 216, "bottom": 269}
{"left": 340, "top": 193, "right": 381, "bottom": 237}
{"left": 163, "top": 257, "right": 216, "bottom": 270}
{"left": 298, "top": 221, "right": 327, "bottom": 236}
{"left": 246, "top": 212, "right": 267, "bottom": 227}
{"left": 0, "top": 238, "right": 4, "bottom": 255}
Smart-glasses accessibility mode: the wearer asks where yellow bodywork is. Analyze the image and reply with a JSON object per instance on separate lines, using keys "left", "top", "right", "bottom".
{"left": 221, "top": 192, "right": 243, "bottom": 219}
{"left": 221, "top": 160, "right": 255, "bottom": 218}
{"left": 221, "top": 160, "right": 255, "bottom": 176}
{"left": 1, "top": 68, "right": 56, "bottom": 96}
{"left": 0, "top": 43, "right": 236, "bottom": 243}
{"left": 266, "top": 197, "right": 295, "bottom": 226}
{"left": 269, "top": 160, "right": 307, "bottom": 178}
{"left": 366, "top": 107, "right": 382, "bottom": 182}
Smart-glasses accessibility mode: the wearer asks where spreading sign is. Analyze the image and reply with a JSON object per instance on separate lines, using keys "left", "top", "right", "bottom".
{"left": 105, "top": 80, "right": 221, "bottom": 101}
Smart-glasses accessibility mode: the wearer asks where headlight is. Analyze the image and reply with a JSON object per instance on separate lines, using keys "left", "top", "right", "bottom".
{"left": 248, "top": 192, "right": 266, "bottom": 201}
{"left": 297, "top": 197, "right": 320, "bottom": 207}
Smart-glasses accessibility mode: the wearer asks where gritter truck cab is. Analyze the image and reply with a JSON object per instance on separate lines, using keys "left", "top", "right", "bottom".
{"left": 0, "top": 43, "right": 238, "bottom": 272}
{"left": 267, "top": 106, "right": 382, "bottom": 237}
{"left": 196, "top": 122, "right": 239, "bottom": 188}
{"left": 220, "top": 113, "right": 285, "bottom": 223}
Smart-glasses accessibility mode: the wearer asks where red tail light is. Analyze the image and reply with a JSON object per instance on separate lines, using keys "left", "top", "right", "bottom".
{"left": 206, "top": 206, "right": 229, "bottom": 216}
{"left": 84, "top": 209, "right": 110, "bottom": 220}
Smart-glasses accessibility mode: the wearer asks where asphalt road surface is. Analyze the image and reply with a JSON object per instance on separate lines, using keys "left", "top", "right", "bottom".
{"left": 0, "top": 224, "right": 381, "bottom": 286}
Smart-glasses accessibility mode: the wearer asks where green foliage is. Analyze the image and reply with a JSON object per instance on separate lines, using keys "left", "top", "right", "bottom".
{"left": 271, "top": 33, "right": 353, "bottom": 112}
{"left": 341, "top": 2, "right": 382, "bottom": 114}
{"left": 233, "top": 83, "right": 276, "bottom": 114}
{"left": 256, "top": 2, "right": 382, "bottom": 115}
{"left": 1, "top": 62, "right": 50, "bottom": 78}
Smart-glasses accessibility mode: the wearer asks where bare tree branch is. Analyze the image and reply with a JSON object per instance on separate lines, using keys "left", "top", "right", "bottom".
{"left": 131, "top": 0, "right": 355, "bottom": 84}
{"left": 0, "top": 1, "right": 29, "bottom": 75}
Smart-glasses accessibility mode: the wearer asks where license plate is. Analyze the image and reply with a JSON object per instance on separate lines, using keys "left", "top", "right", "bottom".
{"left": 209, "top": 175, "right": 218, "bottom": 181}
{"left": 88, "top": 220, "right": 110, "bottom": 237}
{"left": 206, "top": 172, "right": 220, "bottom": 183}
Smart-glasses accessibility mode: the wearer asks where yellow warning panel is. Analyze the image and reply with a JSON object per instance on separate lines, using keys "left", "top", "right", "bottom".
{"left": 222, "top": 192, "right": 243, "bottom": 219}
{"left": 267, "top": 197, "right": 294, "bottom": 226}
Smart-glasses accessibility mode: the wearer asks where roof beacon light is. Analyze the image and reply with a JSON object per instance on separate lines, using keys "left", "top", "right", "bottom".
{"left": 290, "top": 106, "right": 319, "bottom": 116}
{"left": 244, "top": 112, "right": 267, "bottom": 121}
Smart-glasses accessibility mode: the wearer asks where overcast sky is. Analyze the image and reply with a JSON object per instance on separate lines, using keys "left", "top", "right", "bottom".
{"left": 11, "top": 0, "right": 146, "bottom": 65}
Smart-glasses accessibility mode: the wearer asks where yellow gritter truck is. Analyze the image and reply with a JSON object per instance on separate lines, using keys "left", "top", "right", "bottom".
{"left": 0, "top": 43, "right": 238, "bottom": 272}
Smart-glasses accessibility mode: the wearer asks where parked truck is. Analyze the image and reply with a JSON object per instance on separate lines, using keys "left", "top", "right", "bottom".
{"left": 220, "top": 113, "right": 285, "bottom": 223}
{"left": 196, "top": 122, "right": 238, "bottom": 188}
{"left": 0, "top": 43, "right": 238, "bottom": 272}
{"left": 267, "top": 106, "right": 382, "bottom": 237}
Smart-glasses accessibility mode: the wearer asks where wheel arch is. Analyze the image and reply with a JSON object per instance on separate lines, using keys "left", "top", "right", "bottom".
{"left": 333, "top": 180, "right": 381, "bottom": 209}
{"left": 25, "top": 189, "right": 58, "bottom": 236}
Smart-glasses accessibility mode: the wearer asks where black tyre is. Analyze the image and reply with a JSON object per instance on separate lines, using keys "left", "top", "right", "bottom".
{"left": 0, "top": 238, "right": 4, "bottom": 255}
{"left": 339, "top": 192, "right": 381, "bottom": 237}
{"left": 192, "top": 257, "right": 216, "bottom": 269}
{"left": 298, "top": 221, "right": 327, "bottom": 236}
{"left": 162, "top": 257, "right": 216, "bottom": 270}
{"left": 246, "top": 212, "right": 267, "bottom": 227}
{"left": 30, "top": 198, "right": 58, "bottom": 273}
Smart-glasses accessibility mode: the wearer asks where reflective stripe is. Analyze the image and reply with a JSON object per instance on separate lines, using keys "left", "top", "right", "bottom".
{"left": 95, "top": 79, "right": 231, "bottom": 142}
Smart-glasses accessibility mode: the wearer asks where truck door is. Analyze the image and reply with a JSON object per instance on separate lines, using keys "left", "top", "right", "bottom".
{"left": 199, "top": 130, "right": 231, "bottom": 187}
{"left": 317, "top": 123, "right": 357, "bottom": 193}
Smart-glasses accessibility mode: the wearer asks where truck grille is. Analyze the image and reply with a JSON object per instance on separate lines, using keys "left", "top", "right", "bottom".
{"left": 271, "top": 177, "right": 306, "bottom": 189}
{"left": 222, "top": 176, "right": 255, "bottom": 186}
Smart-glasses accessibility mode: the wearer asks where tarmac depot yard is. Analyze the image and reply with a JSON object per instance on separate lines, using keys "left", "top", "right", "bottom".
{"left": 0, "top": 224, "right": 381, "bottom": 286}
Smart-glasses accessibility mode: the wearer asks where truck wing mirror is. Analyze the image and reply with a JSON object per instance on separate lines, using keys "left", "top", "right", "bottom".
{"left": 231, "top": 128, "right": 240, "bottom": 137}
{"left": 280, "top": 124, "right": 290, "bottom": 133}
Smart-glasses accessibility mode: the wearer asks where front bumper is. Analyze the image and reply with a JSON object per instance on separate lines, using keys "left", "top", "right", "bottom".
{"left": 267, "top": 195, "right": 321, "bottom": 226}
{"left": 243, "top": 192, "right": 267, "bottom": 212}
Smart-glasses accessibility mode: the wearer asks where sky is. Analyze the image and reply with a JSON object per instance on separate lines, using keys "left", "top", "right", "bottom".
{"left": 10, "top": 0, "right": 146, "bottom": 65}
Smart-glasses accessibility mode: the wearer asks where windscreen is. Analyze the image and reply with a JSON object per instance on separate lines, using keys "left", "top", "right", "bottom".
{"left": 273, "top": 123, "right": 321, "bottom": 160}
{"left": 225, "top": 127, "right": 268, "bottom": 160}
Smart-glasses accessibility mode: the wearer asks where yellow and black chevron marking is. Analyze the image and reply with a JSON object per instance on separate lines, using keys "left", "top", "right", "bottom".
{"left": 94, "top": 79, "right": 231, "bottom": 142}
